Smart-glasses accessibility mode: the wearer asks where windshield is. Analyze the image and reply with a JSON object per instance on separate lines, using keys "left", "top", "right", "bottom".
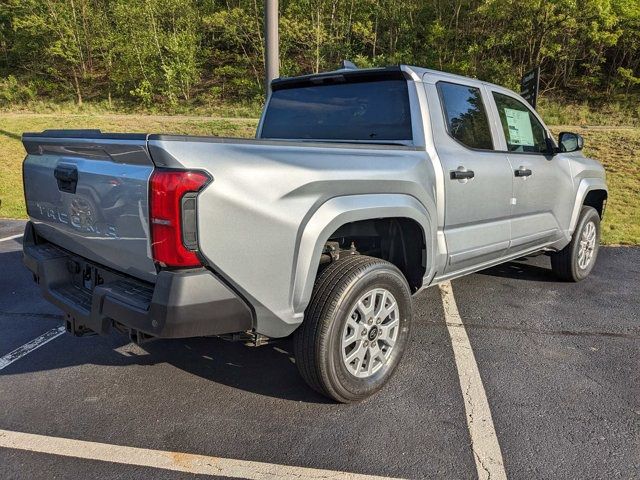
{"left": 261, "top": 79, "right": 412, "bottom": 142}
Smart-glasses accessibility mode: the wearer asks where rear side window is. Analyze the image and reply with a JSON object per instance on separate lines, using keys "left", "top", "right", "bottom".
{"left": 492, "top": 92, "right": 547, "bottom": 153}
{"left": 261, "top": 80, "right": 412, "bottom": 142}
{"left": 437, "top": 82, "right": 493, "bottom": 150}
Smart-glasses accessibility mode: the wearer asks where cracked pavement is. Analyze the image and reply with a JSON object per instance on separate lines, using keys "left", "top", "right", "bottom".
{"left": 0, "top": 219, "right": 638, "bottom": 479}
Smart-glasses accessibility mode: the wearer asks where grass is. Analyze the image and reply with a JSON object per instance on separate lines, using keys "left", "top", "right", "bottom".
{"left": 0, "top": 98, "right": 264, "bottom": 118}
{"left": 0, "top": 114, "right": 638, "bottom": 244}
{"left": 537, "top": 95, "right": 640, "bottom": 127}
{"left": 549, "top": 126, "right": 640, "bottom": 246}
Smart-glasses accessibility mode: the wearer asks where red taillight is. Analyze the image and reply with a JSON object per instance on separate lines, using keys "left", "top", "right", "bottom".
{"left": 149, "top": 170, "right": 210, "bottom": 268}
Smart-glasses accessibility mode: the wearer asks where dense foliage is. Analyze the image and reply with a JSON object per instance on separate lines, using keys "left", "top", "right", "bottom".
{"left": 0, "top": 0, "right": 638, "bottom": 109}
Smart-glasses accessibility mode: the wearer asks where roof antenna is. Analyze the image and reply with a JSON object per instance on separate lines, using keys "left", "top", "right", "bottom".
{"left": 339, "top": 60, "right": 358, "bottom": 70}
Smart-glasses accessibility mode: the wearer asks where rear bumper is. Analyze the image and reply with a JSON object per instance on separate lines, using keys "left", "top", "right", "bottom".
{"left": 22, "top": 222, "right": 253, "bottom": 339}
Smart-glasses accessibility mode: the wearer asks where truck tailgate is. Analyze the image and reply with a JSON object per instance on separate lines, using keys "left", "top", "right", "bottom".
{"left": 22, "top": 131, "right": 156, "bottom": 283}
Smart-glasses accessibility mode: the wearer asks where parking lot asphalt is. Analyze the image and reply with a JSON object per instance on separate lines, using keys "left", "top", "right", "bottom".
{"left": 0, "top": 219, "right": 638, "bottom": 479}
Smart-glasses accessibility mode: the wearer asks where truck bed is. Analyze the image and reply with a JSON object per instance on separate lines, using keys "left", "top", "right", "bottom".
{"left": 22, "top": 128, "right": 428, "bottom": 337}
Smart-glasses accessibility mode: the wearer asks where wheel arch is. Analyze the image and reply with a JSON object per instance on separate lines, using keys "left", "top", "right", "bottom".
{"left": 291, "top": 194, "right": 434, "bottom": 315}
{"left": 569, "top": 178, "right": 608, "bottom": 234}
{"left": 583, "top": 189, "right": 608, "bottom": 218}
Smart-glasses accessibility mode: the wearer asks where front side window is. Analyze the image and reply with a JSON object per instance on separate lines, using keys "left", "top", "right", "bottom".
{"left": 437, "top": 82, "right": 493, "bottom": 150}
{"left": 492, "top": 92, "right": 548, "bottom": 153}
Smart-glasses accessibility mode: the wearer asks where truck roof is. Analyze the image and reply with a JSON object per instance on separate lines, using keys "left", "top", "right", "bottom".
{"left": 270, "top": 64, "right": 516, "bottom": 97}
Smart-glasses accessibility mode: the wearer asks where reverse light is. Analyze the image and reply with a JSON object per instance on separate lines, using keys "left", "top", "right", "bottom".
{"left": 149, "top": 170, "right": 210, "bottom": 267}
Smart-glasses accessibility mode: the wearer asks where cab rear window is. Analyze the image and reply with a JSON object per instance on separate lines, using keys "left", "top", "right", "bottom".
{"left": 261, "top": 79, "right": 412, "bottom": 142}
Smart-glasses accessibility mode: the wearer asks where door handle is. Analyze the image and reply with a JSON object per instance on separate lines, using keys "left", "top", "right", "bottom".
{"left": 450, "top": 169, "right": 475, "bottom": 180}
{"left": 514, "top": 168, "right": 532, "bottom": 177}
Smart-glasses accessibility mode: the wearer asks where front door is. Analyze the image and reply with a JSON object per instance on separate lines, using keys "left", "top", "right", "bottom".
{"left": 428, "top": 80, "right": 514, "bottom": 273}
{"left": 488, "top": 90, "right": 573, "bottom": 253}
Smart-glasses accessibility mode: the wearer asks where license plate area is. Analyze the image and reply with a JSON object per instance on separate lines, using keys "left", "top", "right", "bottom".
{"left": 68, "top": 259, "right": 104, "bottom": 294}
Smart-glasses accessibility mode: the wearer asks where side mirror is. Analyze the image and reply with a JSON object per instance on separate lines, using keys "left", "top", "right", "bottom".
{"left": 558, "top": 132, "right": 584, "bottom": 153}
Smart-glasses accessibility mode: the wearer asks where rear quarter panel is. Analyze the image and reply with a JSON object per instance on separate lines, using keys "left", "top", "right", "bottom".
{"left": 148, "top": 137, "right": 437, "bottom": 337}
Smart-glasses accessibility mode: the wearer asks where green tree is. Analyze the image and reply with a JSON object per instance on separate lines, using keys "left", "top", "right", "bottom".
{"left": 0, "top": 0, "right": 638, "bottom": 109}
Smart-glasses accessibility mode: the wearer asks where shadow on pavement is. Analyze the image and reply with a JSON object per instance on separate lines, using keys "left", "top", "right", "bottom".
{"left": 0, "top": 243, "right": 330, "bottom": 403}
{"left": 2, "top": 327, "right": 330, "bottom": 404}
{"left": 0, "top": 246, "right": 557, "bottom": 405}
{"left": 477, "top": 256, "right": 558, "bottom": 282}
{"left": 0, "top": 239, "right": 564, "bottom": 405}
{"left": 145, "top": 335, "right": 333, "bottom": 404}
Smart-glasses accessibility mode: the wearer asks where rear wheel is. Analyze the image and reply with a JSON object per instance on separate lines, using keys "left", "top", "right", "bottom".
{"left": 551, "top": 206, "right": 601, "bottom": 282}
{"left": 294, "top": 255, "right": 412, "bottom": 403}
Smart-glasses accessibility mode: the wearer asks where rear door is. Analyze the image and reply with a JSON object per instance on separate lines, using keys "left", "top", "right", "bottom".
{"left": 487, "top": 91, "right": 573, "bottom": 253}
{"left": 22, "top": 131, "right": 157, "bottom": 282}
{"left": 427, "top": 79, "right": 514, "bottom": 273}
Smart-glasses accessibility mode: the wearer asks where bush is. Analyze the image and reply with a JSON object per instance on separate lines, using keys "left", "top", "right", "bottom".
{"left": 0, "top": 76, "right": 37, "bottom": 106}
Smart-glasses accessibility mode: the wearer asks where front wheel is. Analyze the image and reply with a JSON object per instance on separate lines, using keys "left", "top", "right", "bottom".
{"left": 294, "top": 255, "right": 412, "bottom": 403}
{"left": 551, "top": 206, "right": 601, "bottom": 282}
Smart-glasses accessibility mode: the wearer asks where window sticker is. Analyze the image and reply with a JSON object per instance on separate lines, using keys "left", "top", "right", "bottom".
{"left": 504, "top": 108, "right": 534, "bottom": 146}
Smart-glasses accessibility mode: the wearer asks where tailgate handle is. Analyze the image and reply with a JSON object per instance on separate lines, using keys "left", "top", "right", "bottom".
{"left": 54, "top": 163, "right": 78, "bottom": 194}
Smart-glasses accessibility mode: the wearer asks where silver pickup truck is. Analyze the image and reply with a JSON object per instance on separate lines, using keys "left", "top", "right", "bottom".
{"left": 21, "top": 65, "right": 607, "bottom": 402}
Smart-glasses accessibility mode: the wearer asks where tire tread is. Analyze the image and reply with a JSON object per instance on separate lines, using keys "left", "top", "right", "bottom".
{"left": 294, "top": 255, "right": 407, "bottom": 402}
{"left": 551, "top": 205, "right": 600, "bottom": 282}
{"left": 294, "top": 255, "right": 375, "bottom": 398}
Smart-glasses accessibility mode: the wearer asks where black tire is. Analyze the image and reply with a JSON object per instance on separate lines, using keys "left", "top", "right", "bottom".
{"left": 551, "top": 206, "right": 601, "bottom": 282}
{"left": 294, "top": 255, "right": 412, "bottom": 403}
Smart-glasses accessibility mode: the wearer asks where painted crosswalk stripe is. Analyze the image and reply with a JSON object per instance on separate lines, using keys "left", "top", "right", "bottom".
{"left": 439, "top": 281, "right": 507, "bottom": 480}
{"left": 0, "top": 428, "right": 404, "bottom": 480}
{"left": 0, "top": 326, "right": 66, "bottom": 370}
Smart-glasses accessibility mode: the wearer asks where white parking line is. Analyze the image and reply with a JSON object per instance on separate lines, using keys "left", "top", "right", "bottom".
{"left": 0, "top": 326, "right": 66, "bottom": 371}
{"left": 439, "top": 281, "right": 507, "bottom": 480}
{"left": 0, "top": 429, "right": 404, "bottom": 480}
{"left": 0, "top": 233, "right": 22, "bottom": 243}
